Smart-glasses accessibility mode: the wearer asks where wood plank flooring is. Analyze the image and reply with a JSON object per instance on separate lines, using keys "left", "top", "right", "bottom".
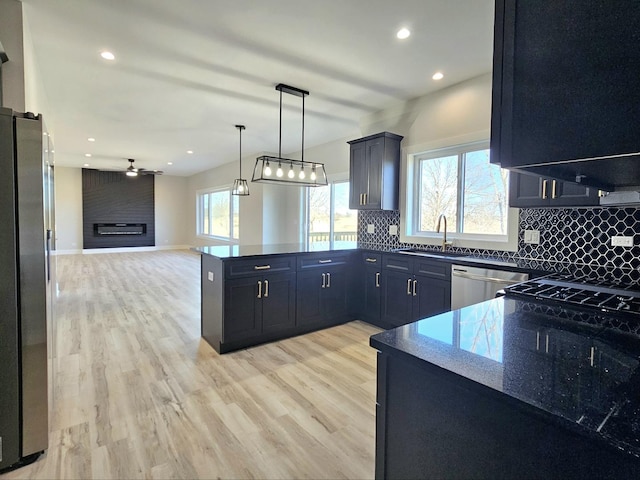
{"left": 1, "top": 250, "right": 381, "bottom": 479}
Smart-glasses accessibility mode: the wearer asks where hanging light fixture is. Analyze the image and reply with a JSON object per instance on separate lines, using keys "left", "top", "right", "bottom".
{"left": 232, "top": 124, "right": 249, "bottom": 196}
{"left": 252, "top": 83, "right": 328, "bottom": 187}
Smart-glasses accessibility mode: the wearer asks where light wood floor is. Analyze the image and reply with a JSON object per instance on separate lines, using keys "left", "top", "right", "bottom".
{"left": 1, "top": 250, "right": 381, "bottom": 480}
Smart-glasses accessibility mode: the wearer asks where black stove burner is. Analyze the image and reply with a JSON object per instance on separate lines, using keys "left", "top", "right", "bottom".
{"left": 504, "top": 275, "right": 640, "bottom": 319}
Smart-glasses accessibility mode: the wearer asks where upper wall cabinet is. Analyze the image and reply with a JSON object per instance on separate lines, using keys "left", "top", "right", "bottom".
{"left": 491, "top": 0, "right": 640, "bottom": 191}
{"left": 348, "top": 132, "right": 403, "bottom": 210}
{"left": 509, "top": 172, "right": 600, "bottom": 208}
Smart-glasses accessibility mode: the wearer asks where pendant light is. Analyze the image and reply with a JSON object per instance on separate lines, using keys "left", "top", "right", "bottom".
{"left": 252, "top": 83, "right": 327, "bottom": 187}
{"left": 232, "top": 124, "right": 249, "bottom": 196}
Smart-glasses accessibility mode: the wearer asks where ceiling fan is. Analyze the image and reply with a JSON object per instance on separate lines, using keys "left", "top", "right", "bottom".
{"left": 124, "top": 158, "right": 163, "bottom": 176}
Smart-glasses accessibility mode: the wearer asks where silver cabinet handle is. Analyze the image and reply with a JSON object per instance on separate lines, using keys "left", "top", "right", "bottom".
{"left": 536, "top": 331, "right": 540, "bottom": 351}
{"left": 264, "top": 279, "right": 269, "bottom": 298}
{"left": 322, "top": 273, "right": 326, "bottom": 288}
{"left": 327, "top": 272, "right": 331, "bottom": 288}
{"left": 254, "top": 265, "right": 271, "bottom": 270}
{"left": 413, "top": 279, "right": 417, "bottom": 296}
{"left": 318, "top": 259, "right": 332, "bottom": 264}
{"left": 590, "top": 346, "right": 595, "bottom": 367}
{"left": 364, "top": 193, "right": 367, "bottom": 204}
{"left": 375, "top": 272, "right": 380, "bottom": 287}
{"left": 541, "top": 179, "right": 548, "bottom": 199}
{"left": 366, "top": 258, "right": 377, "bottom": 263}
{"left": 551, "top": 179, "right": 558, "bottom": 199}
{"left": 257, "top": 280, "right": 262, "bottom": 298}
{"left": 545, "top": 334, "right": 549, "bottom": 354}
{"left": 407, "top": 278, "right": 412, "bottom": 295}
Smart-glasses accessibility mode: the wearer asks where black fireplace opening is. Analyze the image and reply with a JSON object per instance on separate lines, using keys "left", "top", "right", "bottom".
{"left": 94, "top": 223, "right": 147, "bottom": 236}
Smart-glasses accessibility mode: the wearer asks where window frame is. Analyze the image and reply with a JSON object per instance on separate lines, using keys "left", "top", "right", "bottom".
{"left": 400, "top": 138, "right": 519, "bottom": 252}
{"left": 304, "top": 174, "right": 357, "bottom": 249}
{"left": 196, "top": 186, "right": 239, "bottom": 242}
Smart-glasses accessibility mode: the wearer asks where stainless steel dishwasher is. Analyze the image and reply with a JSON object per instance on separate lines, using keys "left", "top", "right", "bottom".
{"left": 451, "top": 264, "right": 529, "bottom": 310}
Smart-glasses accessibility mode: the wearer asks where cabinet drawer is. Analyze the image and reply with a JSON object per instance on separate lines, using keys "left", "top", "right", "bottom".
{"left": 382, "top": 253, "right": 412, "bottom": 272}
{"left": 225, "top": 256, "right": 295, "bottom": 277}
{"left": 297, "top": 252, "right": 352, "bottom": 270}
{"left": 413, "top": 259, "right": 450, "bottom": 280}
{"left": 361, "top": 252, "right": 382, "bottom": 266}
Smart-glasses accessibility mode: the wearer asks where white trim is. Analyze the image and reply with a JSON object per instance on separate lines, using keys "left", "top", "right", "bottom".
{"left": 400, "top": 134, "right": 519, "bottom": 252}
{"left": 58, "top": 245, "right": 194, "bottom": 255}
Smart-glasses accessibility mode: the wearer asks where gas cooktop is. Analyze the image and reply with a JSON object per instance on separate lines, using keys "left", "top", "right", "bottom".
{"left": 504, "top": 273, "right": 640, "bottom": 319}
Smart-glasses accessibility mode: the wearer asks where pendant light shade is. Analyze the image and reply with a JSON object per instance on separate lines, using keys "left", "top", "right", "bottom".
{"left": 252, "top": 83, "right": 328, "bottom": 187}
{"left": 232, "top": 124, "right": 249, "bottom": 196}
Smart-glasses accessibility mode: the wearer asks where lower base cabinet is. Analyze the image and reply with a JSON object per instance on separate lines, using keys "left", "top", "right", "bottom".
{"left": 224, "top": 272, "right": 296, "bottom": 342}
{"left": 374, "top": 350, "right": 639, "bottom": 479}
{"left": 297, "top": 266, "right": 348, "bottom": 328}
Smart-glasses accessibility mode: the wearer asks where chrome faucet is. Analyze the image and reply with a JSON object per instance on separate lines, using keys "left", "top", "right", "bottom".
{"left": 436, "top": 214, "right": 453, "bottom": 252}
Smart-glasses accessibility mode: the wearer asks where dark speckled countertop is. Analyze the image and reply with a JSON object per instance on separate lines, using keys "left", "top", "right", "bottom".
{"left": 193, "top": 242, "right": 357, "bottom": 259}
{"left": 370, "top": 297, "right": 640, "bottom": 458}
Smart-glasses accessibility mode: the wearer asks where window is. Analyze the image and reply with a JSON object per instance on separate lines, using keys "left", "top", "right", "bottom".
{"left": 306, "top": 180, "right": 358, "bottom": 249}
{"left": 197, "top": 188, "right": 239, "bottom": 240}
{"left": 403, "top": 141, "right": 516, "bottom": 250}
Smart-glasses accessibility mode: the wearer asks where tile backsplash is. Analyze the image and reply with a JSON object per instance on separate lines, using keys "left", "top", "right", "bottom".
{"left": 357, "top": 207, "right": 640, "bottom": 282}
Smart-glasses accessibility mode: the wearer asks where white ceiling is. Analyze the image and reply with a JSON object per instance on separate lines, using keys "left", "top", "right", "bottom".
{"left": 21, "top": 0, "right": 494, "bottom": 176}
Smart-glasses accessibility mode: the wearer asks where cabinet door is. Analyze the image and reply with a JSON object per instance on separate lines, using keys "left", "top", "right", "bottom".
{"left": 363, "top": 137, "right": 383, "bottom": 209}
{"left": 412, "top": 275, "right": 451, "bottom": 322}
{"left": 493, "top": 1, "right": 640, "bottom": 169}
{"left": 322, "top": 266, "right": 349, "bottom": 324}
{"left": 349, "top": 141, "right": 368, "bottom": 209}
{"left": 261, "top": 272, "right": 296, "bottom": 334}
{"left": 380, "top": 270, "right": 413, "bottom": 327}
{"left": 508, "top": 173, "right": 548, "bottom": 207}
{"left": 296, "top": 269, "right": 324, "bottom": 327}
{"left": 362, "top": 265, "right": 381, "bottom": 324}
{"left": 224, "top": 277, "right": 262, "bottom": 342}
{"left": 553, "top": 181, "right": 599, "bottom": 207}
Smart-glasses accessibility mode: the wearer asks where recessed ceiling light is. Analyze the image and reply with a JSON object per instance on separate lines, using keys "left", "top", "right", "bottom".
{"left": 84, "top": 163, "right": 90, "bottom": 167}
{"left": 100, "top": 51, "right": 115, "bottom": 61}
{"left": 85, "top": 153, "right": 92, "bottom": 157}
{"left": 167, "top": 162, "right": 173, "bottom": 165}
{"left": 432, "top": 72, "right": 444, "bottom": 80}
{"left": 187, "top": 150, "right": 193, "bottom": 154}
{"left": 397, "top": 28, "right": 411, "bottom": 40}
{"left": 88, "top": 137, "right": 95, "bottom": 142}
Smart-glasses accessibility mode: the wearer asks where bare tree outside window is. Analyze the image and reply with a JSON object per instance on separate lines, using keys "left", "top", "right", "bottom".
{"left": 417, "top": 147, "right": 508, "bottom": 236}
{"left": 308, "top": 181, "right": 357, "bottom": 249}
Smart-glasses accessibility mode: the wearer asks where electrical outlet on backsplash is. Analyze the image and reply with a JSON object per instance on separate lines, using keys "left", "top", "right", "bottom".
{"left": 357, "top": 207, "right": 640, "bottom": 281}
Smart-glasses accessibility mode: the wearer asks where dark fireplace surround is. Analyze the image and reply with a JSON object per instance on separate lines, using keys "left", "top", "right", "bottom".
{"left": 82, "top": 169, "right": 155, "bottom": 249}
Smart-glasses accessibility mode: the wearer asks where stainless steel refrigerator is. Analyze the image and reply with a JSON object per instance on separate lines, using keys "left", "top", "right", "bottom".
{"left": 0, "top": 107, "right": 53, "bottom": 471}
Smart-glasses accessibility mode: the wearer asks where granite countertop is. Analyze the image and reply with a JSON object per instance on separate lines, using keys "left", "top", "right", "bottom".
{"left": 193, "top": 242, "right": 357, "bottom": 259}
{"left": 370, "top": 297, "right": 640, "bottom": 458}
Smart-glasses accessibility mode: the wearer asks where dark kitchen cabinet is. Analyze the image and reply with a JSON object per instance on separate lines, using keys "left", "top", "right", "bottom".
{"left": 491, "top": 0, "right": 640, "bottom": 190}
{"left": 296, "top": 252, "right": 351, "bottom": 329}
{"left": 224, "top": 271, "right": 296, "bottom": 342}
{"left": 360, "top": 253, "right": 382, "bottom": 326}
{"left": 380, "top": 254, "right": 451, "bottom": 327}
{"left": 348, "top": 132, "right": 403, "bottom": 210}
{"left": 509, "top": 172, "right": 600, "bottom": 208}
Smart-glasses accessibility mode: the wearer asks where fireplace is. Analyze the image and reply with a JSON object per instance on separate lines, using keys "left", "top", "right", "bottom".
{"left": 94, "top": 223, "right": 146, "bottom": 236}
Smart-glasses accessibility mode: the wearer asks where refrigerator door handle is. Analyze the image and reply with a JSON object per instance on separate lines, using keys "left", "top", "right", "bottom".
{"left": 46, "top": 229, "right": 51, "bottom": 282}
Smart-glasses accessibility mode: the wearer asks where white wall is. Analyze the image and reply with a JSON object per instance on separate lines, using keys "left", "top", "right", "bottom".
{"left": 186, "top": 159, "right": 264, "bottom": 246}
{"left": 0, "top": 0, "right": 25, "bottom": 111}
{"left": 54, "top": 167, "right": 83, "bottom": 253}
{"left": 154, "top": 175, "right": 189, "bottom": 247}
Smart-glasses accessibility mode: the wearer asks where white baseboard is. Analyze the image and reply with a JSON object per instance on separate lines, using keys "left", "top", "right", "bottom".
{"left": 56, "top": 245, "right": 192, "bottom": 255}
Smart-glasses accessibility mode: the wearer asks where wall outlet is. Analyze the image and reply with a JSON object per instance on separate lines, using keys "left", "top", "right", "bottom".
{"left": 611, "top": 236, "right": 634, "bottom": 247}
{"left": 367, "top": 224, "right": 375, "bottom": 234}
{"left": 524, "top": 230, "right": 540, "bottom": 245}
{"left": 207, "top": 271, "right": 214, "bottom": 282}
{"left": 389, "top": 225, "right": 398, "bottom": 236}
